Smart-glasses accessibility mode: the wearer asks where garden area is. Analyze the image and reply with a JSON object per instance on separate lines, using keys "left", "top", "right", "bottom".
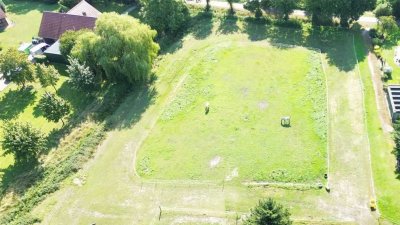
{"left": 137, "top": 40, "right": 327, "bottom": 183}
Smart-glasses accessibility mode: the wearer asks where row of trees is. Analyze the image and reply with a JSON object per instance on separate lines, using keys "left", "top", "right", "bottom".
{"left": 242, "top": 0, "right": 377, "bottom": 26}
{"left": 0, "top": 49, "right": 71, "bottom": 163}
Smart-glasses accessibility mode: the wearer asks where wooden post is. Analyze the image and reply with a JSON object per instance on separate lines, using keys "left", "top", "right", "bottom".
{"left": 158, "top": 206, "right": 162, "bottom": 221}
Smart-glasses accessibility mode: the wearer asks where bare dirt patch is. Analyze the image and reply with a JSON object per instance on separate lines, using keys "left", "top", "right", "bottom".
{"left": 225, "top": 167, "right": 239, "bottom": 181}
{"left": 209, "top": 156, "right": 221, "bottom": 168}
{"left": 258, "top": 100, "right": 268, "bottom": 110}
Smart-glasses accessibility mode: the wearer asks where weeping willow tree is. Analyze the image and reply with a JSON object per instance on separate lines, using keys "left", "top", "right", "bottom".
{"left": 71, "top": 13, "right": 159, "bottom": 85}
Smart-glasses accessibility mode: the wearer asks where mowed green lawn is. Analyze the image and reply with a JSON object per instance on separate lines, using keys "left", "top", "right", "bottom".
{"left": 137, "top": 41, "right": 327, "bottom": 183}
{"left": 0, "top": 0, "right": 59, "bottom": 48}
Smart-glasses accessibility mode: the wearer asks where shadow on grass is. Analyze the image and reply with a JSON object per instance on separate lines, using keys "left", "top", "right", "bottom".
{"left": 5, "top": 1, "right": 58, "bottom": 15}
{"left": 0, "top": 86, "right": 36, "bottom": 120}
{"left": 0, "top": 161, "right": 43, "bottom": 200}
{"left": 191, "top": 11, "right": 213, "bottom": 40}
{"left": 217, "top": 14, "right": 239, "bottom": 34}
{"left": 242, "top": 19, "right": 366, "bottom": 72}
{"left": 105, "top": 84, "right": 157, "bottom": 130}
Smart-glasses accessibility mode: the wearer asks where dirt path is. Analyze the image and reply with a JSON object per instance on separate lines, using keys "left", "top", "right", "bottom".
{"left": 361, "top": 30, "right": 394, "bottom": 133}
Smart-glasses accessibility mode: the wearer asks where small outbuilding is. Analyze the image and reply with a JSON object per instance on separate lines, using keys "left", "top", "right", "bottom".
{"left": 0, "top": 7, "right": 8, "bottom": 29}
{"left": 387, "top": 85, "right": 400, "bottom": 122}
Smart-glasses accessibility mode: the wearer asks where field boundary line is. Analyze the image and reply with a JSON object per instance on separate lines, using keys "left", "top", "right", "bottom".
{"left": 132, "top": 73, "right": 189, "bottom": 178}
{"left": 352, "top": 33, "right": 379, "bottom": 216}
{"left": 318, "top": 48, "right": 331, "bottom": 189}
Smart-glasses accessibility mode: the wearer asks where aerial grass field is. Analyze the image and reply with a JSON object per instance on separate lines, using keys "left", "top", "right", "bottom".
{"left": 0, "top": 1, "right": 399, "bottom": 224}
{"left": 137, "top": 41, "right": 327, "bottom": 183}
{"left": 29, "top": 15, "right": 383, "bottom": 223}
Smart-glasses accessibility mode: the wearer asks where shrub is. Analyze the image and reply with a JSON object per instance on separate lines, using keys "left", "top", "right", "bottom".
{"left": 38, "top": 93, "right": 71, "bottom": 125}
{"left": 2, "top": 122, "right": 46, "bottom": 164}
{"left": 374, "top": 2, "right": 393, "bottom": 18}
{"left": 244, "top": 198, "right": 293, "bottom": 225}
{"left": 273, "top": 19, "right": 302, "bottom": 28}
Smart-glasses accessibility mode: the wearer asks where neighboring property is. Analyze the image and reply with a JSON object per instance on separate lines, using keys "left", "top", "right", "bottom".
{"left": 387, "top": 85, "right": 400, "bottom": 122}
{"left": 0, "top": 7, "right": 8, "bottom": 29}
{"left": 38, "top": 0, "right": 101, "bottom": 62}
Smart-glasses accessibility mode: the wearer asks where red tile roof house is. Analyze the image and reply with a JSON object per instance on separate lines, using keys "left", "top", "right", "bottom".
{"left": 0, "top": 7, "right": 8, "bottom": 29}
{"left": 38, "top": 0, "right": 101, "bottom": 62}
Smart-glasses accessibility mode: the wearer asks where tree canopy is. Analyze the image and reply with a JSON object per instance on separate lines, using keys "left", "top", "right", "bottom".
{"left": 0, "top": 48, "right": 35, "bottom": 88}
{"left": 38, "top": 93, "right": 70, "bottom": 125}
{"left": 67, "top": 56, "right": 100, "bottom": 92}
{"left": 305, "top": 0, "right": 376, "bottom": 26}
{"left": 140, "top": 0, "right": 190, "bottom": 36}
{"left": 36, "top": 64, "right": 60, "bottom": 91}
{"left": 71, "top": 13, "right": 159, "bottom": 85}
{"left": 245, "top": 198, "right": 292, "bottom": 225}
{"left": 59, "top": 29, "right": 90, "bottom": 57}
{"left": 2, "top": 122, "right": 46, "bottom": 163}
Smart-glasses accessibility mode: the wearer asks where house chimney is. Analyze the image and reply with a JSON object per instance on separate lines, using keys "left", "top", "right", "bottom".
{"left": 82, "top": 12, "right": 87, "bottom": 16}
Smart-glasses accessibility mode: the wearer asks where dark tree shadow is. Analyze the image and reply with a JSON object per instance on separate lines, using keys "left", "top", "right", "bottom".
{"left": 57, "top": 81, "right": 95, "bottom": 115}
{"left": 0, "top": 161, "right": 43, "bottom": 200}
{"left": 4, "top": 0, "right": 58, "bottom": 15}
{"left": 242, "top": 19, "right": 366, "bottom": 72}
{"left": 217, "top": 14, "right": 239, "bottom": 34}
{"left": 105, "top": 84, "right": 157, "bottom": 130}
{"left": 0, "top": 86, "right": 36, "bottom": 120}
{"left": 243, "top": 17, "right": 268, "bottom": 41}
{"left": 191, "top": 11, "right": 213, "bottom": 40}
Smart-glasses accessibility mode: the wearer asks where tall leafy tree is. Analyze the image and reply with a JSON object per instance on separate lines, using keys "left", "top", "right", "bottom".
{"left": 272, "top": 0, "right": 297, "bottom": 20}
{"left": 141, "top": 0, "right": 190, "bottom": 36}
{"left": 71, "top": 31, "right": 103, "bottom": 79}
{"left": 244, "top": 0, "right": 263, "bottom": 19}
{"left": 245, "top": 198, "right": 292, "bottom": 225}
{"left": 93, "top": 13, "right": 159, "bottom": 83}
{"left": 36, "top": 64, "right": 60, "bottom": 92}
{"left": 0, "top": 48, "right": 35, "bottom": 88}
{"left": 333, "top": 0, "right": 376, "bottom": 27}
{"left": 2, "top": 121, "right": 46, "bottom": 163}
{"left": 59, "top": 29, "right": 90, "bottom": 56}
{"left": 206, "top": 0, "right": 211, "bottom": 11}
{"left": 38, "top": 93, "right": 70, "bottom": 125}
{"left": 378, "top": 16, "right": 399, "bottom": 38}
{"left": 305, "top": 0, "right": 376, "bottom": 26}
{"left": 304, "top": 0, "right": 335, "bottom": 25}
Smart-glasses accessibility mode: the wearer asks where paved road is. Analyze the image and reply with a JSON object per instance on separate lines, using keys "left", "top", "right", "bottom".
{"left": 186, "top": 0, "right": 378, "bottom": 24}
